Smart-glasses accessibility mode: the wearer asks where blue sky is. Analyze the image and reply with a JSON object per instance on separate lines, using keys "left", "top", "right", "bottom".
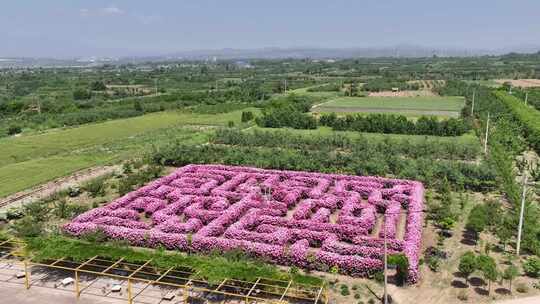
{"left": 1, "top": 0, "right": 539, "bottom": 57}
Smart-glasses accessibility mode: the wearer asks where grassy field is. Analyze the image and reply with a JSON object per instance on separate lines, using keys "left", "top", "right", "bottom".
{"left": 312, "top": 96, "right": 465, "bottom": 118}
{"left": 0, "top": 109, "right": 256, "bottom": 197}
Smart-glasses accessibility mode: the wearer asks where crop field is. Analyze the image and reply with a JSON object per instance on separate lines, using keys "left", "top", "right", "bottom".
{"left": 249, "top": 126, "right": 479, "bottom": 146}
{"left": 65, "top": 164, "right": 424, "bottom": 281}
{"left": 312, "top": 96, "right": 465, "bottom": 118}
{"left": 0, "top": 109, "right": 256, "bottom": 197}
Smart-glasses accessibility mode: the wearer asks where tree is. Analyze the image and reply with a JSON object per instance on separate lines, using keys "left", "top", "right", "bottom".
{"left": 134, "top": 100, "right": 143, "bottom": 112}
{"left": 90, "top": 81, "right": 107, "bottom": 91}
{"left": 73, "top": 88, "right": 91, "bottom": 100}
{"left": 465, "top": 205, "right": 488, "bottom": 244}
{"left": 495, "top": 216, "right": 514, "bottom": 252}
{"left": 476, "top": 254, "right": 498, "bottom": 295}
{"left": 388, "top": 254, "right": 409, "bottom": 286}
{"left": 458, "top": 251, "right": 477, "bottom": 285}
{"left": 502, "top": 265, "right": 519, "bottom": 292}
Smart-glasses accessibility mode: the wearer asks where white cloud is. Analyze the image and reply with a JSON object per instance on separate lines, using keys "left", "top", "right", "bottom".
{"left": 79, "top": 5, "right": 125, "bottom": 17}
{"left": 101, "top": 6, "right": 124, "bottom": 16}
{"left": 79, "top": 8, "right": 90, "bottom": 17}
{"left": 135, "top": 14, "right": 161, "bottom": 25}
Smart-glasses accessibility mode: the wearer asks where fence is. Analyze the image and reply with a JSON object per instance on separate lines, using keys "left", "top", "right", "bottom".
{"left": 0, "top": 239, "right": 328, "bottom": 304}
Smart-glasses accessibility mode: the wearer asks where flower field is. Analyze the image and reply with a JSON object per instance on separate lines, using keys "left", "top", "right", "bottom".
{"left": 64, "top": 164, "right": 424, "bottom": 282}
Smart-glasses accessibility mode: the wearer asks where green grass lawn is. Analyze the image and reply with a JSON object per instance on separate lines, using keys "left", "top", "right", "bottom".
{"left": 0, "top": 109, "right": 255, "bottom": 198}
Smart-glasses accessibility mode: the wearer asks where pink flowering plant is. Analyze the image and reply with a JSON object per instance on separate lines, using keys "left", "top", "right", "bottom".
{"left": 64, "top": 164, "right": 425, "bottom": 283}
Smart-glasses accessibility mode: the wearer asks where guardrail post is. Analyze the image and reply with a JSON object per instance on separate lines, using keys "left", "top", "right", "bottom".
{"left": 24, "top": 260, "right": 30, "bottom": 289}
{"left": 128, "top": 278, "right": 133, "bottom": 304}
{"left": 75, "top": 270, "right": 80, "bottom": 298}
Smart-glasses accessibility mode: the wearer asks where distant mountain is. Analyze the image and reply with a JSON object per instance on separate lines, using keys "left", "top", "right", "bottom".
{"left": 1, "top": 45, "right": 539, "bottom": 68}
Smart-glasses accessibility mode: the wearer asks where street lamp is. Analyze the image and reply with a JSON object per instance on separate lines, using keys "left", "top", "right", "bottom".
{"left": 516, "top": 174, "right": 538, "bottom": 256}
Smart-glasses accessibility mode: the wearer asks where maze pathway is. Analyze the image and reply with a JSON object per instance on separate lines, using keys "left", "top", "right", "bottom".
{"left": 65, "top": 165, "right": 424, "bottom": 281}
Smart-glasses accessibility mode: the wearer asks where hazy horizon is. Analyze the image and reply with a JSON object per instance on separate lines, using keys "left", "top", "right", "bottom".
{"left": 1, "top": 0, "right": 539, "bottom": 58}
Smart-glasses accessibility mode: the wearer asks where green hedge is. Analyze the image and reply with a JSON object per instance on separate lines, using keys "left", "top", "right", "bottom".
{"left": 27, "top": 236, "right": 321, "bottom": 285}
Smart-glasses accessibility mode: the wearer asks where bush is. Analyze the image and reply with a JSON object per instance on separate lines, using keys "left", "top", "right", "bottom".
{"left": 7, "top": 125, "right": 22, "bottom": 135}
{"left": 388, "top": 254, "right": 409, "bottom": 285}
{"left": 241, "top": 111, "right": 254, "bottom": 122}
{"left": 523, "top": 257, "right": 540, "bottom": 278}
{"left": 373, "top": 271, "right": 384, "bottom": 284}
{"left": 340, "top": 284, "right": 350, "bottom": 296}
{"left": 9, "top": 216, "right": 44, "bottom": 238}
{"left": 80, "top": 228, "right": 109, "bottom": 243}
{"left": 67, "top": 186, "right": 81, "bottom": 197}
{"left": 6, "top": 208, "right": 24, "bottom": 220}
{"left": 83, "top": 177, "right": 107, "bottom": 197}
{"left": 427, "top": 255, "right": 441, "bottom": 272}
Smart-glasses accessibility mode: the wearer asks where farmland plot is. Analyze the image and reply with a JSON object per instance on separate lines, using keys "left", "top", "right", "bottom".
{"left": 312, "top": 96, "right": 465, "bottom": 118}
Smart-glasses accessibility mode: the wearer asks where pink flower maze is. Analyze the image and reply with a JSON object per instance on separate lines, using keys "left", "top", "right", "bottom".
{"left": 65, "top": 164, "right": 425, "bottom": 282}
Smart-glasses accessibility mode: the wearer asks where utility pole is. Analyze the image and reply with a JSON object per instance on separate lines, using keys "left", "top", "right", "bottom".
{"left": 383, "top": 215, "right": 388, "bottom": 304}
{"left": 471, "top": 89, "right": 476, "bottom": 117}
{"left": 516, "top": 175, "right": 528, "bottom": 256}
{"left": 484, "top": 112, "right": 490, "bottom": 155}
{"left": 284, "top": 79, "right": 287, "bottom": 93}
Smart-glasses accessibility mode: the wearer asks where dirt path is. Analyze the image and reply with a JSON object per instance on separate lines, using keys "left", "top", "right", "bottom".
{"left": 0, "top": 165, "right": 121, "bottom": 211}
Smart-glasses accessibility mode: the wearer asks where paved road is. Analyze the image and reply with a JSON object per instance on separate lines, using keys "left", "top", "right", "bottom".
{"left": 495, "top": 295, "right": 540, "bottom": 304}
{"left": 0, "top": 282, "right": 123, "bottom": 304}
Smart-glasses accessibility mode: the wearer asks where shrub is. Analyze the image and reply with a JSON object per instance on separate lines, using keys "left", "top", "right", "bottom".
{"left": 388, "top": 254, "right": 409, "bottom": 285}
{"left": 80, "top": 228, "right": 108, "bottom": 243}
{"left": 373, "top": 271, "right": 384, "bottom": 284}
{"left": 523, "top": 257, "right": 540, "bottom": 278}
{"left": 7, "top": 125, "right": 22, "bottom": 135}
{"left": 67, "top": 186, "right": 81, "bottom": 197}
{"left": 83, "top": 177, "right": 107, "bottom": 197}
{"left": 427, "top": 255, "right": 441, "bottom": 272}
{"left": 10, "top": 216, "right": 44, "bottom": 238}
{"left": 6, "top": 208, "right": 24, "bottom": 220}
{"left": 23, "top": 201, "right": 51, "bottom": 222}
{"left": 340, "top": 284, "right": 350, "bottom": 296}
{"left": 241, "top": 111, "right": 254, "bottom": 122}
